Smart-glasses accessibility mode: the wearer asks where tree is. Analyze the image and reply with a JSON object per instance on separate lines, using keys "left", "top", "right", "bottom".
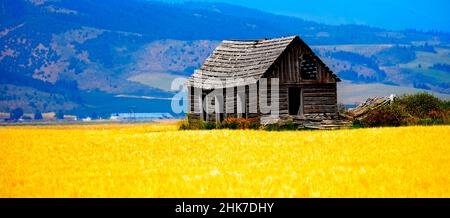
{"left": 398, "top": 93, "right": 441, "bottom": 118}
{"left": 10, "top": 108, "right": 24, "bottom": 120}
{"left": 34, "top": 111, "right": 43, "bottom": 120}
{"left": 56, "top": 110, "right": 64, "bottom": 120}
{"left": 22, "top": 116, "right": 32, "bottom": 121}
{"left": 91, "top": 112, "right": 99, "bottom": 120}
{"left": 100, "top": 112, "right": 111, "bottom": 120}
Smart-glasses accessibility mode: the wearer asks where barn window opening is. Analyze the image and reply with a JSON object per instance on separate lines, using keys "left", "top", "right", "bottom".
{"left": 288, "top": 87, "right": 301, "bottom": 115}
{"left": 300, "top": 54, "right": 318, "bottom": 80}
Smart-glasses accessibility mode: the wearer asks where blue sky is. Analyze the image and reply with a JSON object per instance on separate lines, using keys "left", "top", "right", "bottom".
{"left": 161, "top": 0, "right": 450, "bottom": 32}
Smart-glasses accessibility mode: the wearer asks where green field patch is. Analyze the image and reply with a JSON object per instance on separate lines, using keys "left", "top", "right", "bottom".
{"left": 399, "top": 48, "right": 450, "bottom": 69}
{"left": 128, "top": 73, "right": 186, "bottom": 92}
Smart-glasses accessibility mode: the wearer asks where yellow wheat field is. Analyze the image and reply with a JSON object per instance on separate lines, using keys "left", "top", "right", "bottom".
{"left": 0, "top": 123, "right": 449, "bottom": 198}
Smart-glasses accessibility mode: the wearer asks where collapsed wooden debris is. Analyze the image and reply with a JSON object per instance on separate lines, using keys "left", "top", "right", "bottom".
{"left": 261, "top": 114, "right": 352, "bottom": 130}
{"left": 301, "top": 119, "right": 352, "bottom": 130}
{"left": 259, "top": 94, "right": 396, "bottom": 130}
{"left": 346, "top": 94, "right": 396, "bottom": 119}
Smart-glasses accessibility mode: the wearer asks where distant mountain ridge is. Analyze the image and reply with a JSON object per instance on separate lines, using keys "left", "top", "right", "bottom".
{"left": 0, "top": 0, "right": 449, "bottom": 115}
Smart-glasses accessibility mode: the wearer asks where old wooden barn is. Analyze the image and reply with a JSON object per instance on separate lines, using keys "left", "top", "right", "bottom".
{"left": 186, "top": 35, "right": 341, "bottom": 125}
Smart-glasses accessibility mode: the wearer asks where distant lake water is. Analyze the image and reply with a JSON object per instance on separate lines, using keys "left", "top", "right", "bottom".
{"left": 345, "top": 104, "right": 358, "bottom": 109}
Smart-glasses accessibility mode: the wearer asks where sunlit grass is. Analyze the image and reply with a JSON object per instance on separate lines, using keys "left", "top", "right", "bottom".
{"left": 0, "top": 123, "right": 449, "bottom": 197}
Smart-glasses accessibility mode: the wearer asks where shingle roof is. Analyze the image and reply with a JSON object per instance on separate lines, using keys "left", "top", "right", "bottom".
{"left": 186, "top": 35, "right": 338, "bottom": 89}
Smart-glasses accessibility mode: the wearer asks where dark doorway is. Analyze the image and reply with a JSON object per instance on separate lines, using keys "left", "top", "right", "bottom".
{"left": 202, "top": 94, "right": 207, "bottom": 121}
{"left": 289, "top": 87, "right": 301, "bottom": 115}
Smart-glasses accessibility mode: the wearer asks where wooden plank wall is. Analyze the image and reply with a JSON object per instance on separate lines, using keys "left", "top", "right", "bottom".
{"left": 302, "top": 83, "right": 337, "bottom": 115}
{"left": 270, "top": 41, "right": 338, "bottom": 116}
{"left": 274, "top": 41, "right": 334, "bottom": 84}
{"left": 188, "top": 39, "right": 339, "bottom": 121}
{"left": 259, "top": 79, "right": 282, "bottom": 116}
{"left": 225, "top": 87, "right": 237, "bottom": 118}
{"left": 278, "top": 84, "right": 290, "bottom": 115}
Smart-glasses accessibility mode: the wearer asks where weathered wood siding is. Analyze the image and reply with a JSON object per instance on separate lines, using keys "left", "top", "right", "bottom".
{"left": 265, "top": 40, "right": 338, "bottom": 116}
{"left": 301, "top": 83, "right": 337, "bottom": 115}
{"left": 187, "top": 36, "right": 338, "bottom": 122}
{"left": 270, "top": 40, "right": 335, "bottom": 84}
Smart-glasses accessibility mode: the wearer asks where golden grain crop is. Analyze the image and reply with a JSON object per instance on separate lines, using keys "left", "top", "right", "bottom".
{"left": 0, "top": 124, "right": 449, "bottom": 197}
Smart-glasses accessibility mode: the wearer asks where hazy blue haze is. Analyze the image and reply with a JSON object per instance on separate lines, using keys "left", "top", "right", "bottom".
{"left": 162, "top": 0, "right": 450, "bottom": 32}
{"left": 1, "top": 0, "right": 449, "bottom": 114}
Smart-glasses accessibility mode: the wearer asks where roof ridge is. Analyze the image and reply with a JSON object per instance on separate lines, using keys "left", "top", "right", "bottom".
{"left": 186, "top": 35, "right": 341, "bottom": 89}
{"left": 224, "top": 35, "right": 297, "bottom": 42}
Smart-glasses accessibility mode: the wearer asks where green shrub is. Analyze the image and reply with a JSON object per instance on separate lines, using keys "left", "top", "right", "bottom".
{"left": 352, "top": 119, "right": 364, "bottom": 128}
{"left": 439, "top": 100, "right": 450, "bottom": 110}
{"left": 221, "top": 117, "right": 240, "bottom": 129}
{"left": 359, "top": 93, "right": 450, "bottom": 128}
{"left": 178, "top": 116, "right": 205, "bottom": 130}
{"left": 221, "top": 117, "right": 261, "bottom": 130}
{"left": 247, "top": 121, "right": 261, "bottom": 130}
{"left": 397, "top": 93, "right": 441, "bottom": 118}
{"left": 418, "top": 109, "right": 450, "bottom": 125}
{"left": 361, "top": 104, "right": 407, "bottom": 127}
{"left": 202, "top": 121, "right": 217, "bottom": 130}
{"left": 416, "top": 118, "right": 445, "bottom": 125}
